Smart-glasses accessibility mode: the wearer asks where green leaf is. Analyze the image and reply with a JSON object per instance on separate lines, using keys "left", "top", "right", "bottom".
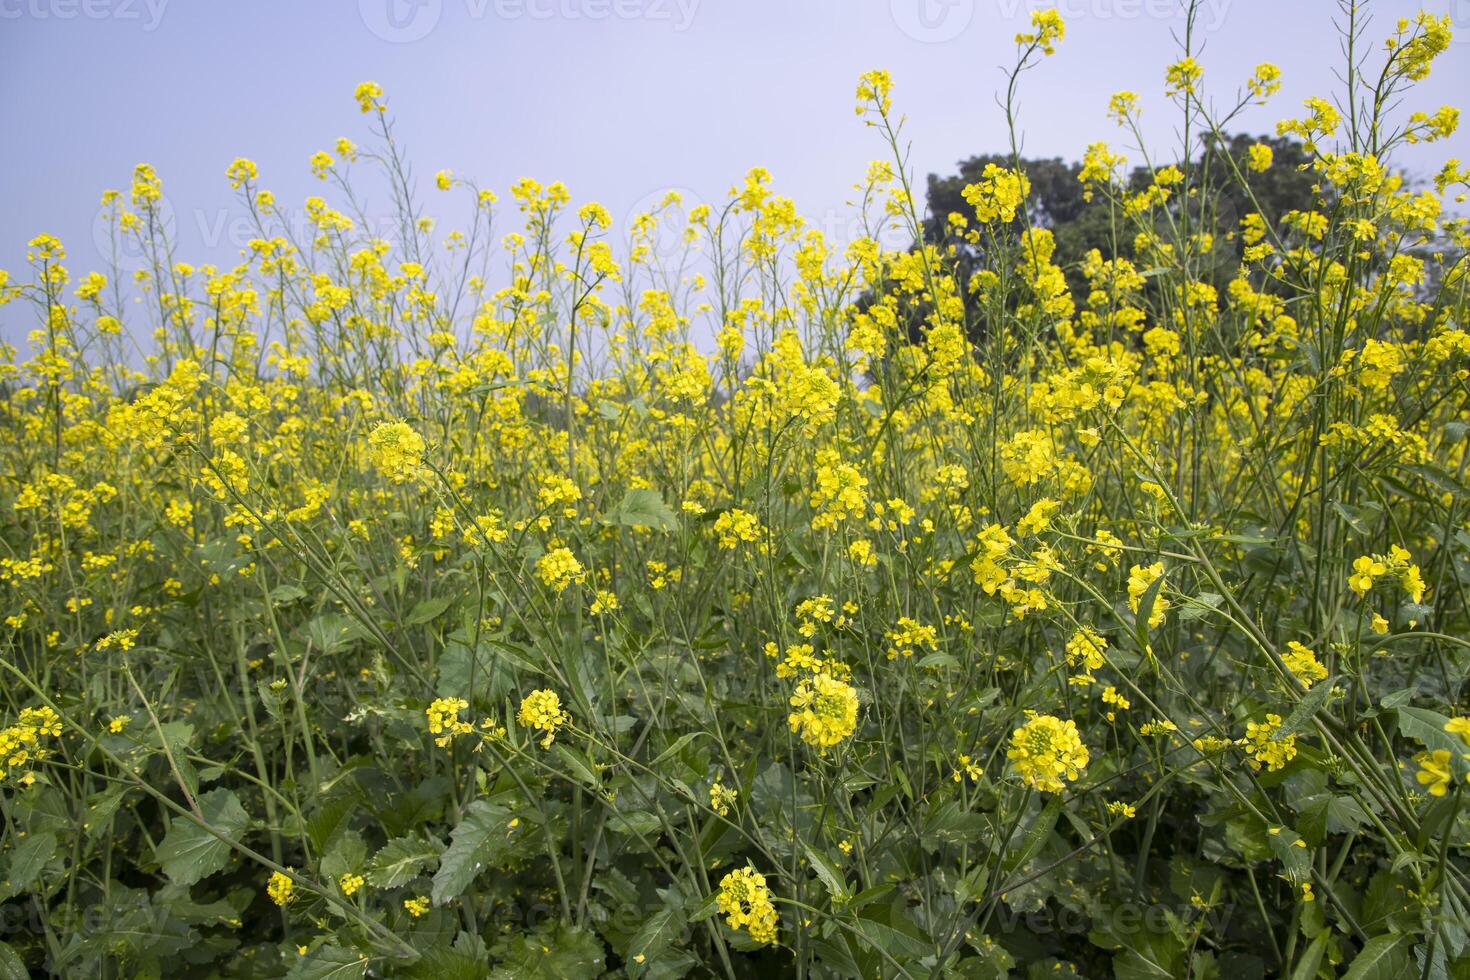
{"left": 431, "top": 800, "right": 515, "bottom": 905}
{"left": 687, "top": 890, "right": 720, "bottom": 923}
{"left": 437, "top": 641, "right": 513, "bottom": 705}
{"left": 303, "top": 613, "right": 366, "bottom": 655}
{"left": 0, "top": 832, "right": 55, "bottom": 900}
{"left": 800, "top": 841, "right": 850, "bottom": 902}
{"left": 1133, "top": 574, "right": 1166, "bottom": 651}
{"left": 850, "top": 902, "right": 932, "bottom": 960}
{"left": 922, "top": 799, "right": 988, "bottom": 847}
{"left": 1400, "top": 463, "right": 1470, "bottom": 501}
{"left": 552, "top": 744, "right": 602, "bottom": 788}
{"left": 321, "top": 831, "right": 368, "bottom": 880}
{"left": 607, "top": 810, "right": 661, "bottom": 838}
{"left": 0, "top": 941, "right": 28, "bottom": 980}
{"left": 306, "top": 798, "right": 355, "bottom": 854}
{"left": 649, "top": 732, "right": 704, "bottom": 768}
{"left": 626, "top": 901, "right": 687, "bottom": 976}
{"left": 270, "top": 584, "right": 308, "bottom": 605}
{"left": 1002, "top": 797, "right": 1061, "bottom": 877}
{"left": 1296, "top": 792, "right": 1368, "bottom": 845}
{"left": 601, "top": 488, "right": 678, "bottom": 532}
{"left": 1290, "top": 931, "right": 1331, "bottom": 980}
{"left": 1279, "top": 678, "right": 1336, "bottom": 737}
{"left": 489, "top": 922, "right": 605, "bottom": 977}
{"left": 1341, "top": 934, "right": 1410, "bottom": 980}
{"left": 405, "top": 596, "right": 453, "bottom": 626}
{"left": 1397, "top": 707, "right": 1462, "bottom": 755}
{"left": 154, "top": 789, "right": 249, "bottom": 887}
{"left": 1176, "top": 591, "right": 1223, "bottom": 622}
{"left": 84, "top": 784, "right": 131, "bottom": 840}
{"left": 1113, "top": 932, "right": 1184, "bottom": 980}
{"left": 286, "top": 943, "right": 369, "bottom": 980}
{"left": 1266, "top": 827, "right": 1311, "bottom": 890}
{"left": 366, "top": 835, "right": 441, "bottom": 889}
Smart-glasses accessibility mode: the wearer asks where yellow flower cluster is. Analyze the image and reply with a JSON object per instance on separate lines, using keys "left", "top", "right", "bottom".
{"left": 883, "top": 617, "right": 938, "bottom": 660}
{"left": 713, "top": 508, "right": 763, "bottom": 550}
{"left": 0, "top": 706, "right": 62, "bottom": 785}
{"left": 787, "top": 673, "right": 859, "bottom": 750}
{"left": 1347, "top": 546, "right": 1424, "bottom": 603}
{"left": 961, "top": 164, "right": 1031, "bottom": 225}
{"left": 426, "top": 697, "right": 472, "bottom": 748}
{"left": 1243, "top": 714, "right": 1297, "bottom": 772}
{"left": 1280, "top": 642, "right": 1328, "bottom": 689}
{"left": 535, "top": 547, "right": 587, "bottom": 592}
{"left": 367, "top": 420, "right": 424, "bottom": 484}
{"left": 716, "top": 866, "right": 779, "bottom": 945}
{"left": 1417, "top": 719, "right": 1470, "bottom": 797}
{"left": 517, "top": 689, "right": 569, "bottom": 748}
{"left": 709, "top": 779, "right": 737, "bottom": 817}
{"left": 1127, "top": 562, "right": 1168, "bottom": 628}
{"left": 1008, "top": 713, "right": 1089, "bottom": 793}
{"left": 267, "top": 871, "right": 294, "bottom": 906}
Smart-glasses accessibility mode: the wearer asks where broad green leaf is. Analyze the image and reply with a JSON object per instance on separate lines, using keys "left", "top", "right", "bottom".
{"left": 431, "top": 800, "right": 515, "bottom": 905}
{"left": 850, "top": 902, "right": 932, "bottom": 960}
{"left": 286, "top": 943, "right": 369, "bottom": 980}
{"left": 800, "top": 840, "right": 850, "bottom": 902}
{"left": 1341, "top": 934, "right": 1410, "bottom": 980}
{"left": 1266, "top": 827, "right": 1311, "bottom": 891}
{"left": 0, "top": 832, "right": 55, "bottom": 900}
{"left": 154, "top": 789, "right": 249, "bottom": 887}
{"left": 1397, "top": 707, "right": 1461, "bottom": 755}
{"left": 270, "top": 584, "right": 308, "bottom": 605}
{"left": 649, "top": 732, "right": 704, "bottom": 768}
{"left": 489, "top": 923, "right": 606, "bottom": 977}
{"left": 1289, "top": 931, "right": 1331, "bottom": 980}
{"left": 306, "top": 797, "right": 355, "bottom": 854}
{"left": 1176, "top": 591, "right": 1223, "bottom": 622}
{"left": 83, "top": 784, "right": 131, "bottom": 840}
{"left": 607, "top": 810, "right": 662, "bottom": 838}
{"left": 601, "top": 488, "right": 678, "bottom": 532}
{"left": 1279, "top": 678, "right": 1336, "bottom": 737}
{"left": 437, "top": 641, "right": 513, "bottom": 704}
{"left": 1296, "top": 792, "right": 1368, "bottom": 845}
{"left": 687, "top": 890, "right": 720, "bottom": 923}
{"left": 1002, "top": 797, "right": 1061, "bottom": 876}
{"left": 0, "top": 942, "right": 27, "bottom": 980}
{"left": 553, "top": 743, "right": 601, "bottom": 788}
{"left": 321, "top": 831, "right": 368, "bottom": 879}
{"left": 405, "top": 596, "right": 453, "bottom": 626}
{"left": 366, "top": 835, "right": 441, "bottom": 889}
{"left": 626, "top": 901, "right": 687, "bottom": 976}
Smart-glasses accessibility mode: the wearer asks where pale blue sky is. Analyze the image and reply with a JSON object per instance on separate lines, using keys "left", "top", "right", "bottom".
{"left": 2, "top": 0, "right": 1468, "bottom": 340}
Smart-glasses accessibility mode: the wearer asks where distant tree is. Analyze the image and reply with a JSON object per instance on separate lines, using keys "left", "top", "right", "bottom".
{"left": 922, "top": 134, "right": 1318, "bottom": 305}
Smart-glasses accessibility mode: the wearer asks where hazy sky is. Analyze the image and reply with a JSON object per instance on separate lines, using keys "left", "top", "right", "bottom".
{"left": 2, "top": 0, "right": 1468, "bottom": 339}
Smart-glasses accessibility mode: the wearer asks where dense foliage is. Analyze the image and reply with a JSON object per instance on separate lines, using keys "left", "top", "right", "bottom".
{"left": 1, "top": 4, "right": 1469, "bottom": 977}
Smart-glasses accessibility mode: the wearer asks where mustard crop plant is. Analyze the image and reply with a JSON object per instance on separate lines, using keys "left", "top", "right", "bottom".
{"left": 0, "top": 2, "right": 1468, "bottom": 977}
